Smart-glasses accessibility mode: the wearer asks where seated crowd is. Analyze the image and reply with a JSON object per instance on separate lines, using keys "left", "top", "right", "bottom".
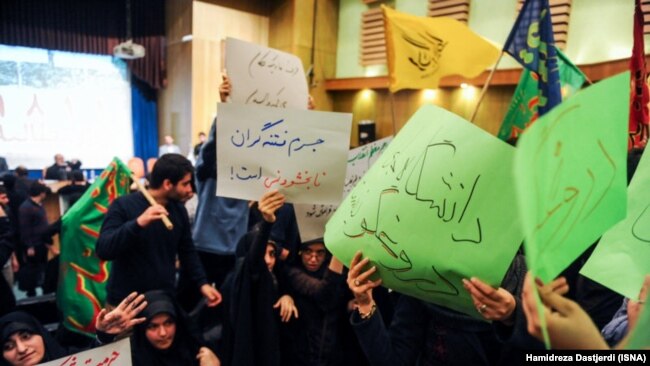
{"left": 0, "top": 83, "right": 647, "bottom": 366}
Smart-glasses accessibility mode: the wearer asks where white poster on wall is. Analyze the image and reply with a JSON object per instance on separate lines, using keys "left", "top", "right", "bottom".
{"left": 225, "top": 37, "right": 309, "bottom": 110}
{"left": 216, "top": 103, "right": 352, "bottom": 204}
{"left": 294, "top": 136, "right": 393, "bottom": 242}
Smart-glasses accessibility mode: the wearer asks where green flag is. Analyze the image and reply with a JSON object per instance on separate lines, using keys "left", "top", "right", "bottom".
{"left": 498, "top": 48, "right": 586, "bottom": 141}
{"left": 514, "top": 73, "right": 629, "bottom": 283}
{"left": 57, "top": 158, "right": 131, "bottom": 337}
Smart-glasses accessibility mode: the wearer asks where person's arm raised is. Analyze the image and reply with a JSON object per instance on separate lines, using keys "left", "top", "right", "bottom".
{"left": 347, "top": 251, "right": 382, "bottom": 317}
{"left": 95, "top": 292, "right": 147, "bottom": 335}
{"left": 219, "top": 73, "right": 231, "bottom": 103}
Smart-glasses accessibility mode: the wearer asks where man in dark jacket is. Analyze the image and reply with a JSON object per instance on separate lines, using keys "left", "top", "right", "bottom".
{"left": 17, "top": 182, "right": 51, "bottom": 296}
{"left": 44, "top": 154, "right": 80, "bottom": 180}
{"left": 96, "top": 154, "right": 221, "bottom": 308}
{"left": 0, "top": 186, "right": 16, "bottom": 315}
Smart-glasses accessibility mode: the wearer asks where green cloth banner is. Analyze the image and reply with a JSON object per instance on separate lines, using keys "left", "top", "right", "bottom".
{"left": 514, "top": 73, "right": 629, "bottom": 283}
{"left": 581, "top": 147, "right": 650, "bottom": 299}
{"left": 498, "top": 48, "right": 586, "bottom": 141}
{"left": 58, "top": 158, "right": 131, "bottom": 337}
{"left": 324, "top": 105, "right": 523, "bottom": 316}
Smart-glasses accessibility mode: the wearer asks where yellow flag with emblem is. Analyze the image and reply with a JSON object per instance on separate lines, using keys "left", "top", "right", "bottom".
{"left": 383, "top": 5, "right": 500, "bottom": 93}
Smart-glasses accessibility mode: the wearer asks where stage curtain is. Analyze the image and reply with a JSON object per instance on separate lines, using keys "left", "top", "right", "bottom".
{"left": 131, "top": 77, "right": 159, "bottom": 161}
{"left": 0, "top": 0, "right": 165, "bottom": 89}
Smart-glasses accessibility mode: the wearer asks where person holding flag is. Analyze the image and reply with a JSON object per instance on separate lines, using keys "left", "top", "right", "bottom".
{"left": 57, "top": 158, "right": 133, "bottom": 339}
{"left": 96, "top": 154, "right": 221, "bottom": 312}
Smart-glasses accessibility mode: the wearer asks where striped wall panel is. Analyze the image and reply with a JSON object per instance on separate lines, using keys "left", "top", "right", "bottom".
{"left": 427, "top": 0, "right": 470, "bottom": 24}
{"left": 360, "top": 7, "right": 387, "bottom": 66}
{"left": 642, "top": 0, "right": 650, "bottom": 34}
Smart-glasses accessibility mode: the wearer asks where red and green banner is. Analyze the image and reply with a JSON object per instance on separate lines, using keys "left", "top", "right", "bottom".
{"left": 629, "top": 0, "right": 649, "bottom": 149}
{"left": 57, "top": 158, "right": 131, "bottom": 337}
{"left": 498, "top": 48, "right": 585, "bottom": 141}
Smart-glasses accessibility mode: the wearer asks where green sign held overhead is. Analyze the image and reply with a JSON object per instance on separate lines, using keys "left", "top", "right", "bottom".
{"left": 514, "top": 72, "right": 629, "bottom": 283}
{"left": 581, "top": 147, "right": 650, "bottom": 300}
{"left": 324, "top": 105, "right": 523, "bottom": 317}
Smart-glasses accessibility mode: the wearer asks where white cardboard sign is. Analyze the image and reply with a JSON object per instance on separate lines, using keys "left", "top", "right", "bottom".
{"left": 225, "top": 37, "right": 309, "bottom": 110}
{"left": 216, "top": 103, "right": 352, "bottom": 204}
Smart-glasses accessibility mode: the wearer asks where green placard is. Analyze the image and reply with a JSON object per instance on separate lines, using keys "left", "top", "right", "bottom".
{"left": 626, "top": 302, "right": 650, "bottom": 349}
{"left": 514, "top": 73, "right": 629, "bottom": 283}
{"left": 581, "top": 147, "right": 650, "bottom": 299}
{"left": 324, "top": 105, "right": 523, "bottom": 316}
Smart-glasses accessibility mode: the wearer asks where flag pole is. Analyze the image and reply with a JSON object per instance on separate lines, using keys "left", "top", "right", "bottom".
{"left": 470, "top": 50, "right": 506, "bottom": 123}
{"left": 131, "top": 173, "right": 174, "bottom": 230}
{"left": 389, "top": 92, "right": 398, "bottom": 135}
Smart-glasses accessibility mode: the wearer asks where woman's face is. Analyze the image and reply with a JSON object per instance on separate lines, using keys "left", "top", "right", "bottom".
{"left": 2, "top": 331, "right": 45, "bottom": 366}
{"left": 301, "top": 243, "right": 326, "bottom": 272}
{"left": 145, "top": 313, "right": 176, "bottom": 350}
{"left": 265, "top": 243, "right": 277, "bottom": 272}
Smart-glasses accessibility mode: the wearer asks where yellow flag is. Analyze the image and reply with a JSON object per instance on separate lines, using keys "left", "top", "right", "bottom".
{"left": 383, "top": 5, "right": 500, "bottom": 92}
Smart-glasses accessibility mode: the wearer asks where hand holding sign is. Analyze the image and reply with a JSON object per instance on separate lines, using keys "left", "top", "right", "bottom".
{"left": 258, "top": 189, "right": 286, "bottom": 223}
{"left": 347, "top": 251, "right": 382, "bottom": 316}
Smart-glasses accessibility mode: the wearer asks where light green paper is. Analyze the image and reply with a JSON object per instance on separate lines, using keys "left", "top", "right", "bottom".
{"left": 514, "top": 72, "right": 629, "bottom": 284}
{"left": 533, "top": 285, "right": 551, "bottom": 349}
{"left": 581, "top": 147, "right": 650, "bottom": 299}
{"left": 324, "top": 105, "right": 523, "bottom": 317}
{"left": 626, "top": 300, "right": 650, "bottom": 349}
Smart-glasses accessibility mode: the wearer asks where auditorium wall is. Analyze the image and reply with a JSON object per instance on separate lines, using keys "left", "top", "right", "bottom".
{"left": 331, "top": 0, "right": 646, "bottom": 145}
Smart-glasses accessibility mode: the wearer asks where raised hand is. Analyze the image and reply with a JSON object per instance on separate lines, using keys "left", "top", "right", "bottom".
{"left": 96, "top": 292, "right": 147, "bottom": 335}
{"left": 347, "top": 251, "right": 382, "bottom": 315}
{"left": 257, "top": 190, "right": 285, "bottom": 223}
{"left": 219, "top": 73, "right": 231, "bottom": 103}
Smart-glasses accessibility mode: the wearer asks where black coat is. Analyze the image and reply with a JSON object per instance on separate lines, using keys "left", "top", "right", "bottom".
{"left": 284, "top": 262, "right": 346, "bottom": 366}
{"left": 220, "top": 221, "right": 285, "bottom": 366}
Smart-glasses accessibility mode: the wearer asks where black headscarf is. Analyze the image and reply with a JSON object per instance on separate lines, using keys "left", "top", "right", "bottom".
{"left": 130, "top": 290, "right": 201, "bottom": 366}
{"left": 0, "top": 311, "right": 67, "bottom": 365}
{"left": 296, "top": 238, "right": 328, "bottom": 278}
